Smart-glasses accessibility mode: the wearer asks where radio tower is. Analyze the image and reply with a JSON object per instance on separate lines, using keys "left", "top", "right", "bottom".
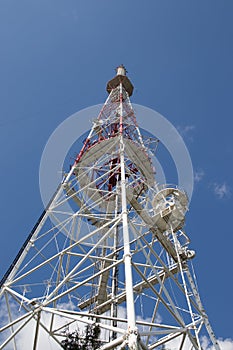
{"left": 0, "top": 66, "right": 220, "bottom": 350}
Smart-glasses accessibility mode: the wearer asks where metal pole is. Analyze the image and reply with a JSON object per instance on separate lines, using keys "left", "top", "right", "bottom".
{"left": 111, "top": 187, "right": 119, "bottom": 340}
{"left": 119, "top": 83, "right": 138, "bottom": 349}
{"left": 171, "top": 227, "right": 201, "bottom": 349}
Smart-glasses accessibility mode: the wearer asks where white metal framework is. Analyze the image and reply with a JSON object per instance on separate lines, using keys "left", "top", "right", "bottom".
{"left": 0, "top": 66, "right": 220, "bottom": 350}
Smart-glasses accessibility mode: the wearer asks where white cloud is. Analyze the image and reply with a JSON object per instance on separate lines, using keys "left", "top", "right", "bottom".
{"left": 166, "top": 335, "right": 233, "bottom": 350}
{"left": 215, "top": 338, "right": 233, "bottom": 350}
{"left": 194, "top": 169, "right": 205, "bottom": 183}
{"left": 2, "top": 313, "right": 62, "bottom": 350}
{"left": 213, "top": 182, "right": 231, "bottom": 199}
{"left": 201, "top": 335, "right": 233, "bottom": 350}
{"left": 3, "top": 310, "right": 233, "bottom": 350}
{"left": 2, "top": 299, "right": 232, "bottom": 350}
{"left": 17, "top": 319, "right": 61, "bottom": 350}
{"left": 0, "top": 300, "right": 83, "bottom": 350}
{"left": 176, "top": 125, "right": 195, "bottom": 141}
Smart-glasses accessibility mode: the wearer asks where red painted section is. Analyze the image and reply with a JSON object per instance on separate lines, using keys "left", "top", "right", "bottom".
{"left": 119, "top": 90, "right": 123, "bottom": 135}
{"left": 75, "top": 138, "right": 90, "bottom": 165}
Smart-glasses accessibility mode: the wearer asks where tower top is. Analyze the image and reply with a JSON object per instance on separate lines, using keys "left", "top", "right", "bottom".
{"left": 115, "top": 64, "right": 127, "bottom": 76}
{"left": 106, "top": 65, "right": 134, "bottom": 96}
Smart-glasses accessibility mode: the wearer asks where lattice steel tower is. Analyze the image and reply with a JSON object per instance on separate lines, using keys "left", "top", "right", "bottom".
{"left": 0, "top": 67, "right": 220, "bottom": 350}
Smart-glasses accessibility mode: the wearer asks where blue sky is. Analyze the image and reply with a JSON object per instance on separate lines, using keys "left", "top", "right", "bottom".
{"left": 0, "top": 0, "right": 232, "bottom": 341}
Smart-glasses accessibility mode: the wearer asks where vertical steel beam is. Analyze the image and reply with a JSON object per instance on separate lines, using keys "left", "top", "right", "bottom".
{"left": 119, "top": 83, "right": 138, "bottom": 349}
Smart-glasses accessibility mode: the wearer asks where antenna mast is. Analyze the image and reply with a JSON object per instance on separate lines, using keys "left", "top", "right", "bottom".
{"left": 0, "top": 67, "right": 220, "bottom": 350}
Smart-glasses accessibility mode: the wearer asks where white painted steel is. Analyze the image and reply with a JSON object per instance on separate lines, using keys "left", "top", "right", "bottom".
{"left": 119, "top": 82, "right": 137, "bottom": 349}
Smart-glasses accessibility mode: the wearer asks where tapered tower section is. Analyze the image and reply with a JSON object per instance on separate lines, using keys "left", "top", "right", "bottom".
{"left": 0, "top": 67, "right": 220, "bottom": 350}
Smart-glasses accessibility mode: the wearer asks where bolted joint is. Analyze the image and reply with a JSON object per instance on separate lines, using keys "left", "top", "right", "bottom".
{"left": 129, "top": 327, "right": 139, "bottom": 336}
{"left": 123, "top": 252, "right": 132, "bottom": 262}
{"left": 126, "top": 326, "right": 139, "bottom": 350}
